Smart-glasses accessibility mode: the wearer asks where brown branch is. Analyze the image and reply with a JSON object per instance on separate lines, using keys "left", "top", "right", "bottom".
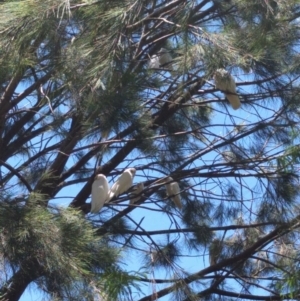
{"left": 126, "top": 0, "right": 184, "bottom": 30}
{"left": 10, "top": 72, "right": 52, "bottom": 108}
{"left": 0, "top": 73, "right": 24, "bottom": 152}
{"left": 137, "top": 220, "right": 299, "bottom": 301}
{"left": 0, "top": 73, "right": 23, "bottom": 110}
{"left": 0, "top": 259, "right": 43, "bottom": 301}
{"left": 34, "top": 115, "right": 82, "bottom": 199}
{"left": 2, "top": 102, "right": 44, "bottom": 147}
{"left": 2, "top": 125, "right": 55, "bottom": 161}
{"left": 211, "top": 288, "right": 287, "bottom": 301}
{"left": 60, "top": 123, "right": 137, "bottom": 182}
{"left": 0, "top": 160, "right": 32, "bottom": 192}
{"left": 115, "top": 222, "right": 280, "bottom": 236}
{"left": 0, "top": 142, "right": 61, "bottom": 186}
{"left": 70, "top": 79, "right": 205, "bottom": 210}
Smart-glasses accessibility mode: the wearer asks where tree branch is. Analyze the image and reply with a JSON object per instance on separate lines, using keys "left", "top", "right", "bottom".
{"left": 0, "top": 259, "right": 43, "bottom": 301}
{"left": 137, "top": 220, "right": 300, "bottom": 301}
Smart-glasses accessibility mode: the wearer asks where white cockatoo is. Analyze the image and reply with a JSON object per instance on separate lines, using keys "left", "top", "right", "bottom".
{"left": 91, "top": 174, "right": 109, "bottom": 213}
{"left": 149, "top": 54, "right": 160, "bottom": 69}
{"left": 164, "top": 177, "right": 182, "bottom": 209}
{"left": 129, "top": 182, "right": 144, "bottom": 204}
{"left": 158, "top": 48, "right": 173, "bottom": 69}
{"left": 214, "top": 68, "right": 241, "bottom": 110}
{"left": 107, "top": 168, "right": 136, "bottom": 201}
{"left": 221, "top": 151, "right": 237, "bottom": 163}
{"left": 149, "top": 48, "right": 173, "bottom": 70}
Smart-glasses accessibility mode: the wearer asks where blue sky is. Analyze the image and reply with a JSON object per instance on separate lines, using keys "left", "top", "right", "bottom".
{"left": 15, "top": 70, "right": 286, "bottom": 300}
{"left": 4, "top": 1, "right": 299, "bottom": 299}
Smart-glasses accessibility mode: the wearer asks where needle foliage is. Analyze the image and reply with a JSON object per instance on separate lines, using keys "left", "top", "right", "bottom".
{"left": 1, "top": 0, "right": 300, "bottom": 300}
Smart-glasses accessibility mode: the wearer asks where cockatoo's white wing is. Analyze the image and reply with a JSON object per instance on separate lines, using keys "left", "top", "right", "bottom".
{"left": 164, "top": 177, "right": 174, "bottom": 195}
{"left": 149, "top": 55, "right": 159, "bottom": 69}
{"left": 91, "top": 174, "right": 109, "bottom": 213}
{"left": 129, "top": 182, "right": 144, "bottom": 204}
{"left": 225, "top": 74, "right": 240, "bottom": 109}
{"left": 164, "top": 177, "right": 182, "bottom": 209}
{"left": 214, "top": 69, "right": 241, "bottom": 110}
{"left": 107, "top": 180, "right": 120, "bottom": 202}
{"left": 169, "top": 182, "right": 182, "bottom": 209}
{"left": 163, "top": 177, "right": 173, "bottom": 199}
{"left": 108, "top": 168, "right": 136, "bottom": 201}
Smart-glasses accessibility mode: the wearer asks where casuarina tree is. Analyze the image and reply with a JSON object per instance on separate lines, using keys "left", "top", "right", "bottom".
{"left": 1, "top": 0, "right": 300, "bottom": 300}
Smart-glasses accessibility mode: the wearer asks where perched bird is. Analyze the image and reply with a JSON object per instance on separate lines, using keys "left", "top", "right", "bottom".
{"left": 214, "top": 68, "right": 241, "bottom": 110}
{"left": 91, "top": 174, "right": 109, "bottom": 213}
{"left": 165, "top": 177, "right": 182, "bottom": 209}
{"left": 221, "top": 151, "right": 237, "bottom": 163}
{"left": 148, "top": 48, "right": 173, "bottom": 70}
{"left": 158, "top": 48, "right": 173, "bottom": 69}
{"left": 129, "top": 182, "right": 144, "bottom": 204}
{"left": 107, "top": 168, "right": 136, "bottom": 201}
{"left": 149, "top": 54, "right": 160, "bottom": 69}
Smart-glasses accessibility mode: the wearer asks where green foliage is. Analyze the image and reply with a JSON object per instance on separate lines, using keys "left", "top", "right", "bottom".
{"left": 2, "top": 0, "right": 300, "bottom": 300}
{"left": 0, "top": 199, "right": 129, "bottom": 299}
{"left": 148, "top": 241, "right": 180, "bottom": 270}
